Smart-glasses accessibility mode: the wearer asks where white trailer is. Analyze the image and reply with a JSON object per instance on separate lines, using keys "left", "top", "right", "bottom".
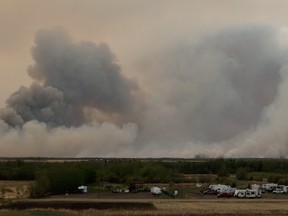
{"left": 245, "top": 189, "right": 257, "bottom": 198}
{"left": 151, "top": 187, "right": 162, "bottom": 195}
{"left": 209, "top": 184, "right": 231, "bottom": 193}
{"left": 78, "top": 185, "right": 88, "bottom": 193}
{"left": 234, "top": 189, "right": 261, "bottom": 198}
{"left": 234, "top": 189, "right": 246, "bottom": 198}
{"left": 262, "top": 183, "right": 278, "bottom": 192}
{"left": 251, "top": 184, "right": 262, "bottom": 197}
{"left": 274, "top": 185, "right": 288, "bottom": 193}
{"left": 210, "top": 184, "right": 236, "bottom": 197}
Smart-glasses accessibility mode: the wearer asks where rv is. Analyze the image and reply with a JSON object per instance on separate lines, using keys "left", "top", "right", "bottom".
{"left": 245, "top": 189, "right": 257, "bottom": 198}
{"left": 234, "top": 189, "right": 261, "bottom": 198}
{"left": 234, "top": 189, "right": 246, "bottom": 198}
{"left": 151, "top": 187, "right": 162, "bottom": 195}
{"left": 262, "top": 183, "right": 278, "bottom": 192}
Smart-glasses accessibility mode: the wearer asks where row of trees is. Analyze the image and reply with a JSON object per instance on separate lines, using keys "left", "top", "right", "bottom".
{"left": 176, "top": 158, "right": 288, "bottom": 175}
{"left": 0, "top": 158, "right": 288, "bottom": 196}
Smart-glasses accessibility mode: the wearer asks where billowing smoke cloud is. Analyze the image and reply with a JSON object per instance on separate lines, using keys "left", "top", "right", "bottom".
{"left": 5, "top": 83, "right": 68, "bottom": 126}
{"left": 2, "top": 25, "right": 288, "bottom": 157}
{"left": 134, "top": 25, "right": 288, "bottom": 158}
{"left": 1, "top": 27, "right": 137, "bottom": 127}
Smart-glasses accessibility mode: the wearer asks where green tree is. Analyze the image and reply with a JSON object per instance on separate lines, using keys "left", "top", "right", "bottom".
{"left": 48, "top": 167, "right": 84, "bottom": 194}
{"left": 236, "top": 167, "right": 247, "bottom": 180}
{"left": 31, "top": 170, "right": 50, "bottom": 197}
{"left": 217, "top": 164, "right": 229, "bottom": 177}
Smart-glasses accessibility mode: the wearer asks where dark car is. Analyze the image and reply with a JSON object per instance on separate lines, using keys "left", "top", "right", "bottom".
{"left": 217, "top": 192, "right": 234, "bottom": 198}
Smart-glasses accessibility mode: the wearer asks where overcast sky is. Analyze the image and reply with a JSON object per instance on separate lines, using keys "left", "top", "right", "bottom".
{"left": 2, "top": 0, "right": 288, "bottom": 157}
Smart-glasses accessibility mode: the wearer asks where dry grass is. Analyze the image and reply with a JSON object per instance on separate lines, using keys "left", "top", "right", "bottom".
{"left": 73, "top": 199, "right": 288, "bottom": 216}
{"left": 0, "top": 180, "right": 33, "bottom": 199}
{"left": 0, "top": 181, "right": 33, "bottom": 187}
{"left": 155, "top": 199, "right": 288, "bottom": 215}
{"left": 2, "top": 199, "right": 288, "bottom": 215}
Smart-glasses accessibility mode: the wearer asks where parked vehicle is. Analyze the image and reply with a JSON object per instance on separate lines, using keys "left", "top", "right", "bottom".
{"left": 273, "top": 188, "right": 285, "bottom": 194}
{"left": 217, "top": 185, "right": 236, "bottom": 198}
{"left": 245, "top": 189, "right": 257, "bottom": 198}
{"left": 251, "top": 184, "right": 262, "bottom": 198}
{"left": 201, "top": 188, "right": 217, "bottom": 195}
{"left": 274, "top": 185, "right": 288, "bottom": 193}
{"left": 217, "top": 191, "right": 234, "bottom": 198}
{"left": 262, "top": 183, "right": 278, "bottom": 192}
{"left": 234, "top": 189, "right": 246, "bottom": 198}
{"left": 234, "top": 189, "right": 261, "bottom": 198}
{"left": 151, "top": 187, "right": 162, "bottom": 195}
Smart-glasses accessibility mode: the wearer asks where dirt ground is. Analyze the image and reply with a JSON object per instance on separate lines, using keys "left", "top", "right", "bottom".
{"left": 2, "top": 199, "right": 288, "bottom": 216}
{"left": 153, "top": 199, "right": 288, "bottom": 215}
{"left": 27, "top": 198, "right": 288, "bottom": 216}
{"left": 31, "top": 192, "right": 288, "bottom": 215}
{"left": 49, "top": 191, "right": 160, "bottom": 200}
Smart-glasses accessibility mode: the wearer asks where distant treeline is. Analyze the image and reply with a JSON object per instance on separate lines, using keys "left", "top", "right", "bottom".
{"left": 0, "top": 158, "right": 287, "bottom": 196}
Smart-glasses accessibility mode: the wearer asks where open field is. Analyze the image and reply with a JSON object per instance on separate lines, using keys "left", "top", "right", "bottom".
{"left": 0, "top": 181, "right": 33, "bottom": 187}
{"left": 2, "top": 199, "right": 288, "bottom": 216}
{"left": 0, "top": 210, "right": 73, "bottom": 216}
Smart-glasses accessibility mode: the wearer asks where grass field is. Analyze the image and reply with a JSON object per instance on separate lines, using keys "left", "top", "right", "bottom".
{"left": 2, "top": 178, "right": 288, "bottom": 215}
{"left": 2, "top": 199, "right": 288, "bottom": 216}
{"left": 0, "top": 210, "right": 73, "bottom": 216}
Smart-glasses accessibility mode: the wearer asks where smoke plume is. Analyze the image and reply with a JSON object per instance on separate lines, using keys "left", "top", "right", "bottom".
{"left": 2, "top": 25, "right": 288, "bottom": 157}
{"left": 1, "top": 27, "right": 137, "bottom": 127}
{"left": 134, "top": 25, "right": 288, "bottom": 158}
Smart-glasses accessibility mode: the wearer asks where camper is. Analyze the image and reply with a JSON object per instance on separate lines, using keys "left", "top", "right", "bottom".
{"left": 78, "top": 185, "right": 88, "bottom": 193}
{"left": 216, "top": 185, "right": 236, "bottom": 198}
{"left": 273, "top": 185, "right": 288, "bottom": 193}
{"left": 245, "top": 189, "right": 257, "bottom": 198}
{"left": 151, "top": 187, "right": 162, "bottom": 195}
{"left": 209, "top": 184, "right": 230, "bottom": 193}
{"left": 262, "top": 183, "right": 278, "bottom": 192}
{"left": 251, "top": 184, "right": 262, "bottom": 197}
{"left": 273, "top": 188, "right": 285, "bottom": 194}
{"left": 234, "top": 189, "right": 261, "bottom": 198}
{"left": 234, "top": 189, "right": 246, "bottom": 198}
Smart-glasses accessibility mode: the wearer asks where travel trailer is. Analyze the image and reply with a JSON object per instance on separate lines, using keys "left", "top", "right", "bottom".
{"left": 234, "top": 189, "right": 261, "bottom": 198}
{"left": 151, "top": 187, "right": 162, "bottom": 195}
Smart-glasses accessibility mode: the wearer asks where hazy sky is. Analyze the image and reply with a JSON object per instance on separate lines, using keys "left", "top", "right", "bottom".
{"left": 2, "top": 0, "right": 288, "bottom": 157}
{"left": 2, "top": 0, "right": 288, "bottom": 106}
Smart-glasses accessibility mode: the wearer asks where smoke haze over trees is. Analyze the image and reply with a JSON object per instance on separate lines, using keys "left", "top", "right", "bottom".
{"left": 1, "top": 25, "right": 288, "bottom": 158}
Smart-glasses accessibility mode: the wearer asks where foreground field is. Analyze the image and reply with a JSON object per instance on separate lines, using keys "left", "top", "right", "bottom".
{"left": 2, "top": 199, "right": 288, "bottom": 216}
{"left": 0, "top": 210, "right": 72, "bottom": 216}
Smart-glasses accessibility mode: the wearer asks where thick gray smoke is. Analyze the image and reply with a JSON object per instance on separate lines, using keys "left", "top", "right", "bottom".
{"left": 1, "top": 25, "right": 288, "bottom": 157}
{"left": 135, "top": 25, "right": 288, "bottom": 157}
{"left": 1, "top": 27, "right": 137, "bottom": 127}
